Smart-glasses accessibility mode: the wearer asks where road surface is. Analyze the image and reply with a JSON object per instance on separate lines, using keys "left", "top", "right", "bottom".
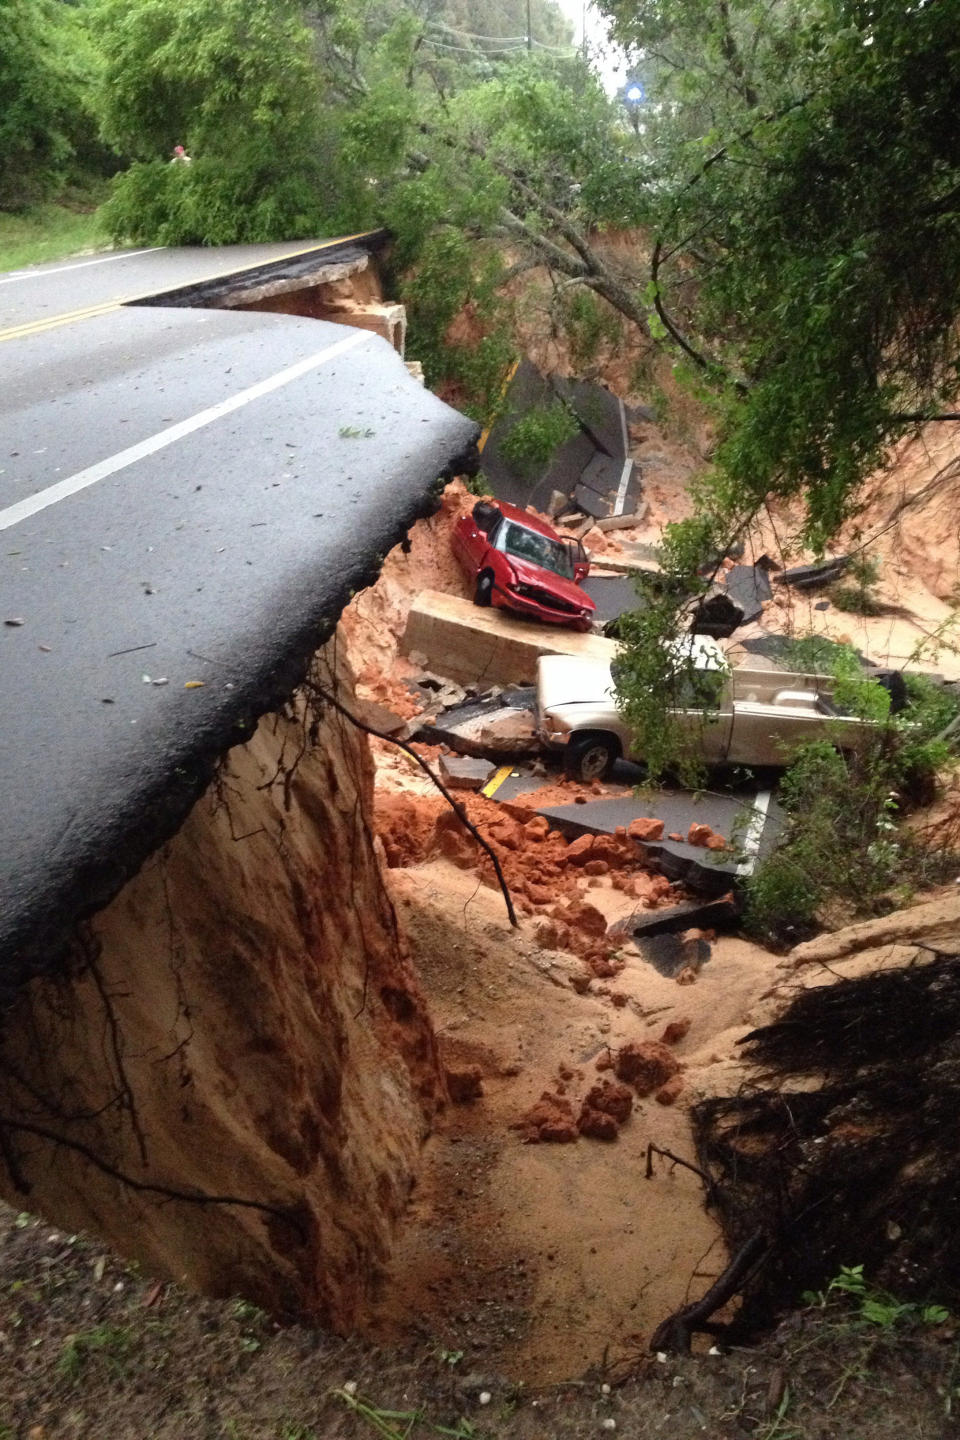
{"left": 0, "top": 242, "right": 477, "bottom": 990}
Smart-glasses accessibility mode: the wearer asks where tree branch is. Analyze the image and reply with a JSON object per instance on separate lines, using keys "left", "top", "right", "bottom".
{"left": 307, "top": 683, "right": 519, "bottom": 929}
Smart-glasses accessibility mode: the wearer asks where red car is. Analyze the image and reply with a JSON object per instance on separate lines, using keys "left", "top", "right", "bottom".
{"left": 451, "top": 499, "right": 595, "bottom": 631}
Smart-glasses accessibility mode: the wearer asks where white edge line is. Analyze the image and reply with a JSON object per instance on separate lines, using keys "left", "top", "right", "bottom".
{"left": 613, "top": 458, "right": 634, "bottom": 516}
{"left": 618, "top": 396, "right": 629, "bottom": 458}
{"left": 0, "top": 329, "right": 372, "bottom": 533}
{"left": 0, "top": 248, "right": 163, "bottom": 286}
{"left": 736, "top": 788, "right": 773, "bottom": 875}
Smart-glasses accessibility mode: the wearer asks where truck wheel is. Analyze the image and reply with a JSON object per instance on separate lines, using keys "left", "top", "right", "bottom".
{"left": 474, "top": 570, "right": 494, "bottom": 607}
{"left": 564, "top": 733, "right": 619, "bottom": 783}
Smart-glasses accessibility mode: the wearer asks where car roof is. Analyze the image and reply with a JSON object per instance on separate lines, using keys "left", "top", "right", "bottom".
{"left": 494, "top": 499, "right": 561, "bottom": 540}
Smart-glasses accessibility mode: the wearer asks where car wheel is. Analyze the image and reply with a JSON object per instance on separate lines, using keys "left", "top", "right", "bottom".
{"left": 474, "top": 570, "right": 494, "bottom": 607}
{"left": 564, "top": 732, "right": 619, "bottom": 783}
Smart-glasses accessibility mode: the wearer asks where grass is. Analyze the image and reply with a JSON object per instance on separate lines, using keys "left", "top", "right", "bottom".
{"left": 0, "top": 188, "right": 111, "bottom": 274}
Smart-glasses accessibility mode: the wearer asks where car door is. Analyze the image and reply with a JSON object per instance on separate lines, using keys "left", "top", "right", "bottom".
{"left": 454, "top": 509, "right": 495, "bottom": 575}
{"left": 666, "top": 670, "right": 735, "bottom": 763}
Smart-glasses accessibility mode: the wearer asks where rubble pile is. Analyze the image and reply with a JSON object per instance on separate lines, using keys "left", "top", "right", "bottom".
{"left": 375, "top": 790, "right": 681, "bottom": 974}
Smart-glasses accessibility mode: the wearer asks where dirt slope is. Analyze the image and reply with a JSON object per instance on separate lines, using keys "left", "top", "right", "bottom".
{"left": 0, "top": 646, "right": 443, "bottom": 1327}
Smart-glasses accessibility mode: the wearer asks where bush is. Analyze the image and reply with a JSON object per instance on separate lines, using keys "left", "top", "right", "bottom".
{"left": 499, "top": 401, "right": 580, "bottom": 474}
{"left": 744, "top": 668, "right": 960, "bottom": 944}
{"left": 101, "top": 153, "right": 335, "bottom": 247}
{"left": 831, "top": 552, "right": 882, "bottom": 615}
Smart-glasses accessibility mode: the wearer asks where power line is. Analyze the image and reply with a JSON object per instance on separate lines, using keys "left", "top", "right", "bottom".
{"left": 421, "top": 36, "right": 527, "bottom": 57}
{"left": 425, "top": 22, "right": 528, "bottom": 43}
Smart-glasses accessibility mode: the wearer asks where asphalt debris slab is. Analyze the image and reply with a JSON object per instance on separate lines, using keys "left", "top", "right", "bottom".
{"left": 550, "top": 374, "right": 630, "bottom": 459}
{"left": 774, "top": 556, "right": 850, "bottom": 590}
{"left": 580, "top": 574, "right": 646, "bottom": 626}
{"left": 609, "top": 895, "right": 739, "bottom": 940}
{"left": 479, "top": 359, "right": 642, "bottom": 519}
{"left": 724, "top": 564, "right": 773, "bottom": 625}
{"left": 637, "top": 931, "right": 713, "bottom": 978}
{"left": 691, "top": 584, "right": 746, "bottom": 639}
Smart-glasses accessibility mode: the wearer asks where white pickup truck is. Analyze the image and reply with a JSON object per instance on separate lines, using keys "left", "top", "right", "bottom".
{"left": 536, "top": 636, "right": 873, "bottom": 781}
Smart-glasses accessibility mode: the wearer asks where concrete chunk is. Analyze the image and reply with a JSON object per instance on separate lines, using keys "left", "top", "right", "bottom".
{"left": 595, "top": 506, "right": 649, "bottom": 532}
{"left": 401, "top": 589, "right": 619, "bottom": 687}
{"left": 438, "top": 754, "right": 497, "bottom": 790}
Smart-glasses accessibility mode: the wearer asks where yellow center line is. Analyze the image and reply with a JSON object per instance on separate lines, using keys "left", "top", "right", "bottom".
{"left": 477, "top": 358, "right": 520, "bottom": 455}
{"left": 0, "top": 231, "right": 385, "bottom": 345}
{"left": 0, "top": 299, "right": 123, "bottom": 342}
{"left": 481, "top": 764, "right": 515, "bottom": 799}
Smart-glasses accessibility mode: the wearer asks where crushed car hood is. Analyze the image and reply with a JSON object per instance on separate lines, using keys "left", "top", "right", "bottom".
{"left": 503, "top": 556, "right": 596, "bottom": 611}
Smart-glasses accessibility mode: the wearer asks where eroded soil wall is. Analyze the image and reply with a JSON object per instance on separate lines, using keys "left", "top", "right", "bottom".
{"left": 0, "top": 646, "right": 444, "bottom": 1325}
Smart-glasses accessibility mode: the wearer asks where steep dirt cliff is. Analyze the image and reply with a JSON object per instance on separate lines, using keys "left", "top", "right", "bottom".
{"left": 0, "top": 645, "right": 444, "bottom": 1326}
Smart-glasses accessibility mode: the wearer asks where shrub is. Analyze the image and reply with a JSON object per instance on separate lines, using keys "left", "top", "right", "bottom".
{"left": 500, "top": 401, "right": 580, "bottom": 474}
{"left": 744, "top": 662, "right": 960, "bottom": 944}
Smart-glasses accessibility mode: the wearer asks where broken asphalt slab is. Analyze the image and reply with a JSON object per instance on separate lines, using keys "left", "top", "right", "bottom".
{"left": 439, "top": 754, "right": 497, "bottom": 790}
{"left": 574, "top": 453, "right": 642, "bottom": 521}
{"left": 549, "top": 374, "right": 630, "bottom": 459}
{"left": 534, "top": 787, "right": 785, "bottom": 896}
{"left": 774, "top": 556, "right": 850, "bottom": 590}
{"left": 724, "top": 564, "right": 773, "bottom": 625}
{"left": 480, "top": 359, "right": 643, "bottom": 520}
{"left": 691, "top": 584, "right": 746, "bottom": 639}
{"left": 634, "top": 931, "right": 713, "bottom": 979}
{"left": 414, "top": 688, "right": 540, "bottom": 757}
{"left": 609, "top": 894, "right": 739, "bottom": 943}
{"left": 580, "top": 574, "right": 646, "bottom": 625}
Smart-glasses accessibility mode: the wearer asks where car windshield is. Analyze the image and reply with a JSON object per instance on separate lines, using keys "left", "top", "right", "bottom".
{"left": 498, "top": 521, "right": 574, "bottom": 580}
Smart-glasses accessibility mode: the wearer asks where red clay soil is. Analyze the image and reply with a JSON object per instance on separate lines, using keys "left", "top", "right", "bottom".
{"left": 374, "top": 789, "right": 680, "bottom": 974}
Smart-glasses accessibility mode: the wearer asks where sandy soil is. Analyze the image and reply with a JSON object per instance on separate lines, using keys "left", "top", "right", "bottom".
{"left": 356, "top": 856, "right": 782, "bottom": 1381}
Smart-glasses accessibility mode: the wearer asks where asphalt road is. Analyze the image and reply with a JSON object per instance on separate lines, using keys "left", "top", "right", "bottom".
{"left": 0, "top": 299, "right": 477, "bottom": 987}
{"left": 0, "top": 236, "right": 381, "bottom": 334}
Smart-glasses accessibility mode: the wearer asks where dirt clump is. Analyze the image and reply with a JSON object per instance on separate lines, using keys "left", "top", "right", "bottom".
{"left": 577, "top": 1079, "right": 634, "bottom": 1142}
{"left": 628, "top": 817, "right": 666, "bottom": 841}
{"left": 654, "top": 1075, "right": 685, "bottom": 1105}
{"left": 373, "top": 787, "right": 683, "bottom": 977}
{"left": 687, "top": 823, "right": 727, "bottom": 850}
{"left": 614, "top": 1040, "right": 682, "bottom": 1096}
{"left": 660, "top": 1017, "right": 692, "bottom": 1046}
{"left": 512, "top": 1091, "right": 578, "bottom": 1144}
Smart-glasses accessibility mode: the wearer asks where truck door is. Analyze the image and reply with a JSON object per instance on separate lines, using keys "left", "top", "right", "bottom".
{"left": 671, "top": 670, "right": 735, "bottom": 762}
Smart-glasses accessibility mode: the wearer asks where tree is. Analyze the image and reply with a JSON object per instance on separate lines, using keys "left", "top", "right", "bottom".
{"left": 0, "top": 0, "right": 102, "bottom": 209}
{"left": 583, "top": 0, "right": 960, "bottom": 775}
{"left": 94, "top": 0, "right": 646, "bottom": 414}
{"left": 598, "top": 0, "right": 960, "bottom": 552}
{"left": 92, "top": 0, "right": 348, "bottom": 244}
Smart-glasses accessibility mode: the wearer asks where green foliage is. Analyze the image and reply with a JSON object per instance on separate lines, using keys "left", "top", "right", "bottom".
{"left": 744, "top": 657, "right": 959, "bottom": 943}
{"left": 805, "top": 1265, "right": 950, "bottom": 1330}
{"left": 598, "top": 0, "right": 960, "bottom": 553}
{"left": 561, "top": 287, "right": 624, "bottom": 373}
{"left": 93, "top": 0, "right": 347, "bottom": 244}
{"left": 58, "top": 1324, "right": 135, "bottom": 1380}
{"left": 0, "top": 192, "right": 109, "bottom": 273}
{"left": 0, "top": 0, "right": 105, "bottom": 210}
{"left": 500, "top": 400, "right": 579, "bottom": 473}
{"left": 831, "top": 553, "right": 882, "bottom": 616}
{"left": 330, "top": 1384, "right": 477, "bottom": 1440}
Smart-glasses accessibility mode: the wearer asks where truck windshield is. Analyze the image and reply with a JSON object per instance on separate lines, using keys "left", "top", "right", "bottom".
{"left": 498, "top": 521, "right": 574, "bottom": 580}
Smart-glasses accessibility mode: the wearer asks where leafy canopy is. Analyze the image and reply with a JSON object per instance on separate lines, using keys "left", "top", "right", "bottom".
{"left": 0, "top": 0, "right": 103, "bottom": 209}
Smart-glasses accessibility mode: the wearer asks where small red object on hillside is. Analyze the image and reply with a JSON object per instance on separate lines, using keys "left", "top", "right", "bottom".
{"left": 451, "top": 499, "right": 595, "bottom": 631}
